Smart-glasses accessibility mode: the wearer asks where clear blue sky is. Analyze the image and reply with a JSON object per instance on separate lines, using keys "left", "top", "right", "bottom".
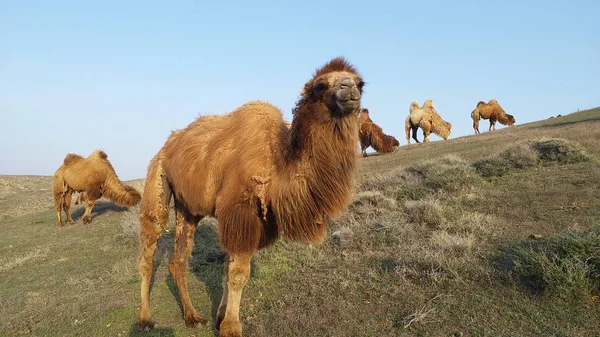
{"left": 1, "top": 0, "right": 598, "bottom": 180}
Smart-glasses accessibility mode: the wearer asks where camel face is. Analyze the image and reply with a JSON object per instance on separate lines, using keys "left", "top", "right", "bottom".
{"left": 316, "top": 71, "right": 363, "bottom": 117}
{"left": 506, "top": 114, "right": 516, "bottom": 126}
{"left": 392, "top": 138, "right": 400, "bottom": 151}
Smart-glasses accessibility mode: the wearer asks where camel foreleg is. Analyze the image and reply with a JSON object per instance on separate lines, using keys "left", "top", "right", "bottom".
{"left": 412, "top": 126, "right": 420, "bottom": 143}
{"left": 218, "top": 253, "right": 252, "bottom": 337}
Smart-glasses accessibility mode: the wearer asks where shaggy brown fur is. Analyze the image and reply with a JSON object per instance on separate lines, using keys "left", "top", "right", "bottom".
{"left": 359, "top": 108, "right": 399, "bottom": 157}
{"left": 52, "top": 150, "right": 141, "bottom": 226}
{"left": 471, "top": 99, "right": 515, "bottom": 134}
{"left": 137, "top": 57, "right": 365, "bottom": 336}
{"left": 405, "top": 99, "right": 452, "bottom": 143}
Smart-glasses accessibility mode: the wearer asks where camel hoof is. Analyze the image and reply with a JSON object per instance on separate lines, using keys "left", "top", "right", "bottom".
{"left": 82, "top": 216, "right": 91, "bottom": 224}
{"left": 219, "top": 319, "right": 242, "bottom": 337}
{"left": 138, "top": 319, "right": 155, "bottom": 330}
{"left": 184, "top": 311, "right": 207, "bottom": 328}
{"left": 215, "top": 313, "right": 225, "bottom": 330}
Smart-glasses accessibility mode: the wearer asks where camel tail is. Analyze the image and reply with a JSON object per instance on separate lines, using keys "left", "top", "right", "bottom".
{"left": 52, "top": 168, "right": 66, "bottom": 205}
{"left": 103, "top": 175, "right": 141, "bottom": 208}
{"left": 139, "top": 154, "right": 172, "bottom": 229}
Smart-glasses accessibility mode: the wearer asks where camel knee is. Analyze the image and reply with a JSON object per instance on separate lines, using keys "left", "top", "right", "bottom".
{"left": 228, "top": 266, "right": 249, "bottom": 292}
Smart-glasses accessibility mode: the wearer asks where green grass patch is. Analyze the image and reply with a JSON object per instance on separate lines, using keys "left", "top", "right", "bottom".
{"left": 495, "top": 225, "right": 600, "bottom": 301}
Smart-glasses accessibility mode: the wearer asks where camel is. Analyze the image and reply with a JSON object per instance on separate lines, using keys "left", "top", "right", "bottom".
{"left": 405, "top": 99, "right": 452, "bottom": 143}
{"left": 358, "top": 108, "right": 399, "bottom": 157}
{"left": 137, "top": 57, "right": 365, "bottom": 336}
{"left": 52, "top": 150, "right": 141, "bottom": 226}
{"left": 471, "top": 99, "right": 515, "bottom": 134}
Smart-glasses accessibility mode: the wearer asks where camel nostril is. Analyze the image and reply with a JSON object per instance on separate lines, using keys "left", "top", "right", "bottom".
{"left": 339, "top": 77, "right": 354, "bottom": 90}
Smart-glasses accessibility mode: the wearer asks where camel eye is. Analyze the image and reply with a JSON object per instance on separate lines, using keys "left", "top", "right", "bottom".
{"left": 314, "top": 82, "right": 328, "bottom": 95}
{"left": 357, "top": 81, "right": 365, "bottom": 91}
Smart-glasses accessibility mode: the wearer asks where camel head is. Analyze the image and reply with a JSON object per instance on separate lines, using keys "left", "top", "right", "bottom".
{"left": 299, "top": 57, "right": 364, "bottom": 119}
{"left": 392, "top": 136, "right": 400, "bottom": 151}
{"left": 505, "top": 113, "right": 516, "bottom": 126}
{"left": 438, "top": 123, "right": 452, "bottom": 140}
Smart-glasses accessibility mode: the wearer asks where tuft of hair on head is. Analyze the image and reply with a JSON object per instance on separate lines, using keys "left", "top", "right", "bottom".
{"left": 313, "top": 56, "right": 359, "bottom": 78}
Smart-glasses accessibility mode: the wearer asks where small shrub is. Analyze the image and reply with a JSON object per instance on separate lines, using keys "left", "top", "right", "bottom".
{"left": 403, "top": 155, "right": 481, "bottom": 193}
{"left": 473, "top": 143, "right": 539, "bottom": 177}
{"left": 404, "top": 199, "right": 445, "bottom": 229}
{"left": 494, "top": 225, "right": 600, "bottom": 300}
{"left": 503, "top": 143, "right": 540, "bottom": 169}
{"left": 349, "top": 190, "right": 397, "bottom": 216}
{"left": 534, "top": 138, "right": 590, "bottom": 164}
{"left": 474, "top": 138, "right": 590, "bottom": 177}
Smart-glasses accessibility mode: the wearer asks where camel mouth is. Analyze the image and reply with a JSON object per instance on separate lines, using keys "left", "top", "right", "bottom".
{"left": 336, "top": 98, "right": 360, "bottom": 116}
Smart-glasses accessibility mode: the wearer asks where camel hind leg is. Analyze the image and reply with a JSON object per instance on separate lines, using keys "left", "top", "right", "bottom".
{"left": 169, "top": 201, "right": 207, "bottom": 327}
{"left": 405, "top": 119, "right": 413, "bottom": 144}
{"left": 54, "top": 191, "right": 64, "bottom": 227}
{"left": 53, "top": 173, "right": 66, "bottom": 226}
{"left": 473, "top": 118, "right": 480, "bottom": 134}
{"left": 138, "top": 157, "right": 173, "bottom": 329}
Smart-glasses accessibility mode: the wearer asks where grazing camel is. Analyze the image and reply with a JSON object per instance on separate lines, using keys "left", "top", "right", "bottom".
{"left": 52, "top": 150, "right": 141, "bottom": 226}
{"left": 359, "top": 108, "right": 400, "bottom": 157}
{"left": 137, "top": 57, "right": 365, "bottom": 336}
{"left": 471, "top": 99, "right": 515, "bottom": 134}
{"left": 405, "top": 99, "right": 452, "bottom": 143}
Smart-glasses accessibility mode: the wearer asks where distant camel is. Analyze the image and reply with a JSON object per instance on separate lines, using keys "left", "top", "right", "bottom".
{"left": 471, "top": 99, "right": 515, "bottom": 134}
{"left": 359, "top": 108, "right": 399, "bottom": 157}
{"left": 137, "top": 57, "right": 365, "bottom": 337}
{"left": 52, "top": 150, "right": 141, "bottom": 226}
{"left": 405, "top": 100, "right": 452, "bottom": 143}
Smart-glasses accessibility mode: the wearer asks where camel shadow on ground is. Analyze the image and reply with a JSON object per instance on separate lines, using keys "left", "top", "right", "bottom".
{"left": 70, "top": 200, "right": 129, "bottom": 221}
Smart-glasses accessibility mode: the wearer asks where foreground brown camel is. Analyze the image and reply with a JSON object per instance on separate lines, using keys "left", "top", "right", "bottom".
{"left": 137, "top": 57, "right": 365, "bottom": 336}
{"left": 405, "top": 99, "right": 452, "bottom": 143}
{"left": 53, "top": 150, "right": 141, "bottom": 226}
{"left": 359, "top": 108, "right": 399, "bottom": 157}
{"left": 471, "top": 99, "right": 515, "bottom": 134}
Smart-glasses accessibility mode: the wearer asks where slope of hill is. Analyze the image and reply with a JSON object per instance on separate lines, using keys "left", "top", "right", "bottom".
{"left": 1, "top": 107, "right": 599, "bottom": 337}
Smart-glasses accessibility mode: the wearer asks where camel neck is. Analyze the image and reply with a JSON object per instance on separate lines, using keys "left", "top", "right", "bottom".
{"left": 271, "top": 104, "right": 360, "bottom": 244}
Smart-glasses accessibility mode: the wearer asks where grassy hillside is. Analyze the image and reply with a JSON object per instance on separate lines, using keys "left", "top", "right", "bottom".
{"left": 1, "top": 108, "right": 599, "bottom": 337}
